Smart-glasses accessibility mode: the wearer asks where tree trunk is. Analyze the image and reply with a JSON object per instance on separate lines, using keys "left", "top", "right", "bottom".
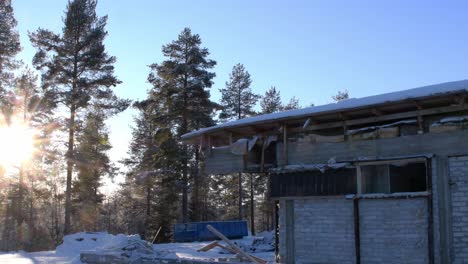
{"left": 145, "top": 185, "right": 151, "bottom": 239}
{"left": 250, "top": 173, "right": 255, "bottom": 235}
{"left": 193, "top": 147, "right": 200, "bottom": 221}
{"left": 17, "top": 161, "right": 25, "bottom": 244}
{"left": 64, "top": 104, "right": 76, "bottom": 235}
{"left": 182, "top": 145, "right": 189, "bottom": 223}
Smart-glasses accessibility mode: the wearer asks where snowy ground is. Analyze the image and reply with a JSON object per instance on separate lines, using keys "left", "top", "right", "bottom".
{"left": 0, "top": 232, "right": 275, "bottom": 263}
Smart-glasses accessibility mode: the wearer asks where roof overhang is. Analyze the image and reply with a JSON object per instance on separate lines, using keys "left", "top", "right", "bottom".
{"left": 182, "top": 80, "right": 468, "bottom": 145}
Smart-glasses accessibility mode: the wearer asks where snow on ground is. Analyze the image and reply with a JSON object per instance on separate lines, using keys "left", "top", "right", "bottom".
{"left": 0, "top": 231, "right": 275, "bottom": 263}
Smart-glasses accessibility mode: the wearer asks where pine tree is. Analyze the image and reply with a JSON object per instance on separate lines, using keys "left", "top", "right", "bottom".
{"left": 260, "top": 86, "right": 282, "bottom": 114}
{"left": 122, "top": 101, "right": 181, "bottom": 241}
{"left": 29, "top": 0, "right": 129, "bottom": 234}
{"left": 219, "top": 64, "right": 260, "bottom": 222}
{"left": 219, "top": 63, "right": 259, "bottom": 121}
{"left": 0, "top": 0, "right": 21, "bottom": 126}
{"left": 0, "top": 67, "right": 56, "bottom": 250}
{"left": 146, "top": 28, "right": 217, "bottom": 223}
{"left": 282, "top": 96, "right": 300, "bottom": 110}
{"left": 73, "top": 110, "right": 112, "bottom": 231}
{"left": 0, "top": 0, "right": 21, "bottom": 95}
{"left": 332, "top": 89, "right": 349, "bottom": 102}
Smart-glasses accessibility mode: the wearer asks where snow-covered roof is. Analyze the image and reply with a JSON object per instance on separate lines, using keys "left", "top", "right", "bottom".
{"left": 182, "top": 79, "right": 468, "bottom": 140}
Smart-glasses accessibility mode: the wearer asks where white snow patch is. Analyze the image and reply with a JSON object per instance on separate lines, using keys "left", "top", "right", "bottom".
{"left": 270, "top": 162, "right": 351, "bottom": 173}
{"left": 347, "top": 119, "right": 417, "bottom": 135}
{"left": 0, "top": 231, "right": 275, "bottom": 263}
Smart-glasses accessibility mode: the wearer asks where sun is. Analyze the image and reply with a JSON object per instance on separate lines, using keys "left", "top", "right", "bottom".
{"left": 0, "top": 124, "right": 36, "bottom": 168}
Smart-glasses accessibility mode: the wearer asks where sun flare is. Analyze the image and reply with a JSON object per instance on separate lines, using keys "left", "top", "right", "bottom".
{"left": 0, "top": 124, "right": 36, "bottom": 168}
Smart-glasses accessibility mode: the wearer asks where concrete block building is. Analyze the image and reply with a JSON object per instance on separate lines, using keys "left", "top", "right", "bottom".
{"left": 182, "top": 80, "right": 468, "bottom": 264}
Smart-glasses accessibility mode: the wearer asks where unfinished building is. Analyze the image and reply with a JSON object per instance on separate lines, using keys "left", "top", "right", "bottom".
{"left": 182, "top": 80, "right": 468, "bottom": 264}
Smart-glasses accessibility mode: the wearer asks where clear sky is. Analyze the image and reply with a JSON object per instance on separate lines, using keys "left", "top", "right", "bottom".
{"left": 11, "top": 0, "right": 468, "bottom": 191}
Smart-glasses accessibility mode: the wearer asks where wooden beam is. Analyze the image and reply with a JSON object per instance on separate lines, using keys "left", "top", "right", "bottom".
{"left": 261, "top": 135, "right": 266, "bottom": 172}
{"left": 207, "top": 135, "right": 212, "bottom": 156}
{"left": 206, "top": 225, "right": 264, "bottom": 264}
{"left": 289, "top": 104, "right": 468, "bottom": 134}
{"left": 371, "top": 108, "right": 382, "bottom": 116}
{"left": 413, "top": 100, "right": 423, "bottom": 110}
{"left": 339, "top": 112, "right": 347, "bottom": 120}
{"left": 283, "top": 125, "right": 288, "bottom": 165}
{"left": 455, "top": 94, "right": 465, "bottom": 105}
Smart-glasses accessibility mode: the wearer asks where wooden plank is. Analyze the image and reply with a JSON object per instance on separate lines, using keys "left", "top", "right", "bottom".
{"left": 216, "top": 243, "right": 237, "bottom": 254}
{"left": 283, "top": 125, "right": 288, "bottom": 165}
{"left": 206, "top": 225, "right": 265, "bottom": 264}
{"left": 260, "top": 135, "right": 265, "bottom": 172}
{"left": 197, "top": 241, "right": 220, "bottom": 252}
{"left": 151, "top": 226, "right": 162, "bottom": 244}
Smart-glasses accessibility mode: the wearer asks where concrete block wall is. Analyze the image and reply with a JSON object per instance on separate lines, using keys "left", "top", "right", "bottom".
{"left": 294, "top": 198, "right": 355, "bottom": 264}
{"left": 278, "top": 198, "right": 355, "bottom": 264}
{"left": 449, "top": 156, "right": 468, "bottom": 263}
{"left": 359, "top": 198, "right": 429, "bottom": 264}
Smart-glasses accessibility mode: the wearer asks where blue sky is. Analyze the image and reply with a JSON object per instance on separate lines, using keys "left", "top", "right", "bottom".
{"left": 11, "top": 0, "right": 468, "bottom": 188}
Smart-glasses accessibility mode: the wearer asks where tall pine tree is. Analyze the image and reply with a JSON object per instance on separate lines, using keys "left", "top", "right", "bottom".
{"left": 219, "top": 63, "right": 259, "bottom": 121}
{"left": 73, "top": 109, "right": 112, "bottom": 231}
{"left": 0, "top": 0, "right": 21, "bottom": 125}
{"left": 283, "top": 96, "right": 300, "bottom": 110}
{"left": 260, "top": 86, "right": 282, "bottom": 114}
{"left": 146, "top": 28, "right": 217, "bottom": 223}
{"left": 29, "top": 0, "right": 129, "bottom": 234}
{"left": 0, "top": 0, "right": 21, "bottom": 95}
{"left": 332, "top": 89, "right": 349, "bottom": 102}
{"left": 219, "top": 63, "right": 259, "bottom": 222}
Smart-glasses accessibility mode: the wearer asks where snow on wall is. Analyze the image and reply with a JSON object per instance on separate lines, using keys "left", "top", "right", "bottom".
{"left": 182, "top": 80, "right": 468, "bottom": 139}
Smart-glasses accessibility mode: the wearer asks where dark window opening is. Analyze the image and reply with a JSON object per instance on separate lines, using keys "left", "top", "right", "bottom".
{"left": 360, "top": 160, "right": 427, "bottom": 194}
{"left": 269, "top": 168, "right": 356, "bottom": 198}
{"left": 390, "top": 162, "right": 426, "bottom": 192}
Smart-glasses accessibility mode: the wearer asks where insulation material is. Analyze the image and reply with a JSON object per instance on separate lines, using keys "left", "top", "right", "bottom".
{"left": 264, "top": 135, "right": 278, "bottom": 148}
{"left": 430, "top": 115, "right": 468, "bottom": 133}
{"left": 313, "top": 134, "right": 345, "bottom": 143}
{"left": 269, "top": 162, "right": 351, "bottom": 173}
{"left": 298, "top": 134, "right": 345, "bottom": 144}
{"left": 429, "top": 124, "right": 459, "bottom": 133}
{"left": 350, "top": 121, "right": 405, "bottom": 140}
{"left": 378, "top": 126, "right": 399, "bottom": 138}
{"left": 347, "top": 119, "right": 415, "bottom": 135}
{"left": 351, "top": 130, "right": 377, "bottom": 141}
{"left": 230, "top": 139, "right": 248, "bottom": 155}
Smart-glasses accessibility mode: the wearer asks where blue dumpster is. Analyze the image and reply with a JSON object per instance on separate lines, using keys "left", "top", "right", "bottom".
{"left": 174, "top": 220, "right": 248, "bottom": 242}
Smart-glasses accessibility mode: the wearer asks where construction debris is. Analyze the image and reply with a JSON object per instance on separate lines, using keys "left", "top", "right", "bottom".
{"left": 204, "top": 225, "right": 267, "bottom": 264}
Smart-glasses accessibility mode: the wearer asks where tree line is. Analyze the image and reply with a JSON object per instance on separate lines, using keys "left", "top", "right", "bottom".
{"left": 0, "top": 0, "right": 348, "bottom": 250}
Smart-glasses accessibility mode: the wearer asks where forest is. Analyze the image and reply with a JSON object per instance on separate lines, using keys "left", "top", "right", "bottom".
{"left": 0, "top": 0, "right": 348, "bottom": 251}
